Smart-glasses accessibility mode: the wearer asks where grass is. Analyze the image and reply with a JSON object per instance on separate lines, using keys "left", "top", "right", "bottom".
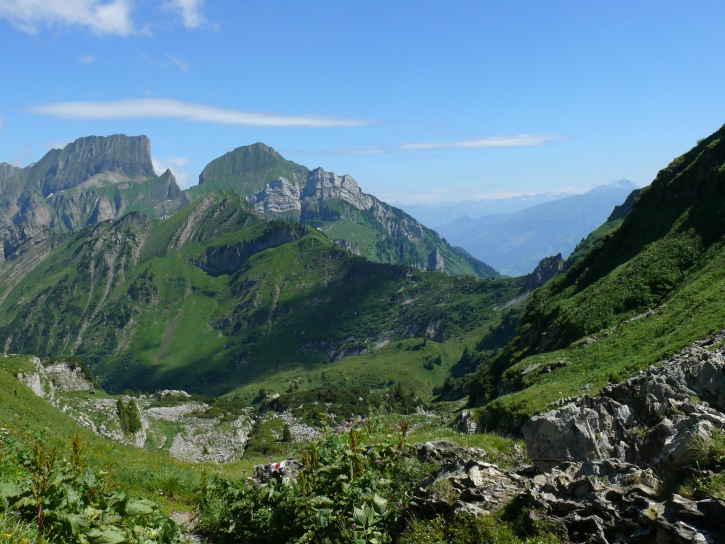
{"left": 477, "top": 237, "right": 725, "bottom": 421}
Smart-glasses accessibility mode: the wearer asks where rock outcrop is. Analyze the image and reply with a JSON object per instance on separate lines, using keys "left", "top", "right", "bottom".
{"left": 412, "top": 332, "right": 725, "bottom": 543}
{"left": 0, "top": 135, "right": 186, "bottom": 236}
{"left": 524, "top": 253, "right": 564, "bottom": 290}
{"left": 196, "top": 143, "right": 498, "bottom": 277}
{"left": 518, "top": 330, "right": 725, "bottom": 542}
{"left": 524, "top": 334, "right": 725, "bottom": 472}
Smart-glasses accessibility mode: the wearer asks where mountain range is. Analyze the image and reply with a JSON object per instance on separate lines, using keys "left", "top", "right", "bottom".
{"left": 0, "top": 135, "right": 511, "bottom": 395}
{"left": 0, "top": 136, "right": 495, "bottom": 278}
{"left": 409, "top": 180, "right": 638, "bottom": 276}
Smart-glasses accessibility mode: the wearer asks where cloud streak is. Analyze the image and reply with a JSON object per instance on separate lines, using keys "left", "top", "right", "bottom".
{"left": 399, "top": 134, "right": 565, "bottom": 150}
{"left": 26, "top": 98, "right": 371, "bottom": 128}
{"left": 319, "top": 134, "right": 565, "bottom": 156}
{"left": 0, "top": 0, "right": 136, "bottom": 35}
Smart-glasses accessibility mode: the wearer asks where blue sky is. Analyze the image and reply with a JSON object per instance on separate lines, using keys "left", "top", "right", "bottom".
{"left": 1, "top": 1, "right": 724, "bottom": 204}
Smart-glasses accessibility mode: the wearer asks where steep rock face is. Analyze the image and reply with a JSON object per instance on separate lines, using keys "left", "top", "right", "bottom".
{"left": 301, "top": 167, "right": 374, "bottom": 210}
{"left": 248, "top": 177, "right": 302, "bottom": 216}
{"left": 428, "top": 248, "right": 445, "bottom": 271}
{"left": 0, "top": 136, "right": 184, "bottom": 237}
{"left": 28, "top": 134, "right": 155, "bottom": 196}
{"left": 524, "top": 253, "right": 564, "bottom": 290}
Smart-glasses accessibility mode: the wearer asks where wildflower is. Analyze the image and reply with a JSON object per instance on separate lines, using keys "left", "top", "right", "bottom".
{"left": 374, "top": 459, "right": 383, "bottom": 466}
{"left": 396, "top": 501, "right": 403, "bottom": 508}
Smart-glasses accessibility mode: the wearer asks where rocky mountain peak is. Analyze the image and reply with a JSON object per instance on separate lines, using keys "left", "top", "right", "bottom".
{"left": 30, "top": 134, "right": 155, "bottom": 196}
{"left": 198, "top": 142, "right": 299, "bottom": 187}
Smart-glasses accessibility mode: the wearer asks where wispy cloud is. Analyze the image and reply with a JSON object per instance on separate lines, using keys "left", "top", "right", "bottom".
{"left": 166, "top": 54, "right": 189, "bottom": 73}
{"left": 138, "top": 52, "right": 190, "bottom": 73}
{"left": 0, "top": 0, "right": 136, "bottom": 35}
{"left": 0, "top": 116, "right": 4, "bottom": 130}
{"left": 26, "top": 98, "right": 371, "bottom": 128}
{"left": 606, "top": 19, "right": 635, "bottom": 31}
{"left": 80, "top": 54, "right": 97, "bottom": 64}
{"left": 399, "top": 135, "right": 565, "bottom": 150}
{"left": 162, "top": 0, "right": 207, "bottom": 29}
{"left": 315, "top": 134, "right": 565, "bottom": 156}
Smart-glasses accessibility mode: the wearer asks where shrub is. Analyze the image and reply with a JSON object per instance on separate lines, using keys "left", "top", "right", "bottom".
{"left": 197, "top": 419, "right": 431, "bottom": 543}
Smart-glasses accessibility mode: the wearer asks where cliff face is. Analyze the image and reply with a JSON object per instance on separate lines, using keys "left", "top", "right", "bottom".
{"left": 27, "top": 134, "right": 156, "bottom": 196}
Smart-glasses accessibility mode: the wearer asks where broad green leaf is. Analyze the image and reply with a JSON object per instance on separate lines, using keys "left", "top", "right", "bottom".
{"left": 0, "top": 481, "right": 20, "bottom": 499}
{"left": 124, "top": 498, "right": 156, "bottom": 516}
{"left": 86, "top": 527, "right": 126, "bottom": 544}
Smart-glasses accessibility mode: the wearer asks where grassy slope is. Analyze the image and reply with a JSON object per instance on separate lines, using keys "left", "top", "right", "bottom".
{"left": 468, "top": 124, "right": 725, "bottom": 424}
{"left": 0, "top": 355, "right": 205, "bottom": 509}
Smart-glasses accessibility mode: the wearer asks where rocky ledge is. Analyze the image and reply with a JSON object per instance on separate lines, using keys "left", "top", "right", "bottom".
{"left": 409, "top": 331, "right": 725, "bottom": 543}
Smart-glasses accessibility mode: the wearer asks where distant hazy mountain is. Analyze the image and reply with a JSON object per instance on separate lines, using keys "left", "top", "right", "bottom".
{"left": 400, "top": 192, "right": 577, "bottom": 228}
{"left": 428, "top": 180, "right": 639, "bottom": 276}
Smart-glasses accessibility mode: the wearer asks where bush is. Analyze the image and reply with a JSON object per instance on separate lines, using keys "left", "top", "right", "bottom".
{"left": 0, "top": 432, "right": 187, "bottom": 544}
{"left": 197, "top": 419, "right": 431, "bottom": 543}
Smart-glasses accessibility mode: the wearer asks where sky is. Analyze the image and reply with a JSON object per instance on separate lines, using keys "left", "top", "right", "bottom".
{"left": 1, "top": 1, "right": 724, "bottom": 204}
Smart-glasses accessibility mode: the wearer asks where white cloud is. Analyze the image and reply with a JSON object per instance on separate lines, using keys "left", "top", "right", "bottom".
{"left": 27, "top": 98, "right": 371, "bottom": 128}
{"left": 0, "top": 0, "right": 136, "bottom": 35}
{"left": 399, "top": 135, "right": 565, "bottom": 150}
{"left": 153, "top": 155, "right": 192, "bottom": 188}
{"left": 138, "top": 52, "right": 189, "bottom": 73}
{"left": 80, "top": 54, "right": 96, "bottom": 64}
{"left": 313, "top": 134, "right": 565, "bottom": 157}
{"left": 162, "top": 0, "right": 206, "bottom": 29}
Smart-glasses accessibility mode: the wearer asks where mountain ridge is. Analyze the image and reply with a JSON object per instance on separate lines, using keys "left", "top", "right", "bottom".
{"left": 191, "top": 142, "right": 497, "bottom": 276}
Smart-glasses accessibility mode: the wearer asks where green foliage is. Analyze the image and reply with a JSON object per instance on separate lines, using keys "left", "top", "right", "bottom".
{"left": 0, "top": 195, "right": 519, "bottom": 396}
{"left": 679, "top": 428, "right": 725, "bottom": 500}
{"left": 116, "top": 399, "right": 142, "bottom": 435}
{"left": 197, "top": 422, "right": 432, "bottom": 544}
{"left": 0, "top": 432, "right": 187, "bottom": 544}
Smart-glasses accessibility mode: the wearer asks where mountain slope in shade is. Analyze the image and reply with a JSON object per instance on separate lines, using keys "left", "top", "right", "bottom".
{"left": 432, "top": 180, "right": 638, "bottom": 276}
{"left": 191, "top": 143, "right": 498, "bottom": 277}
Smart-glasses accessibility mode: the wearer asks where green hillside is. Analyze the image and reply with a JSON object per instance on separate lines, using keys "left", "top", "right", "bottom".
{"left": 467, "top": 123, "right": 725, "bottom": 424}
{"left": 0, "top": 192, "right": 519, "bottom": 396}
{"left": 189, "top": 143, "right": 498, "bottom": 277}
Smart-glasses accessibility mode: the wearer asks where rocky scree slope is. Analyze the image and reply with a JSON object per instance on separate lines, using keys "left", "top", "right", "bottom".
{"left": 192, "top": 143, "right": 496, "bottom": 277}
{"left": 413, "top": 331, "right": 725, "bottom": 543}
